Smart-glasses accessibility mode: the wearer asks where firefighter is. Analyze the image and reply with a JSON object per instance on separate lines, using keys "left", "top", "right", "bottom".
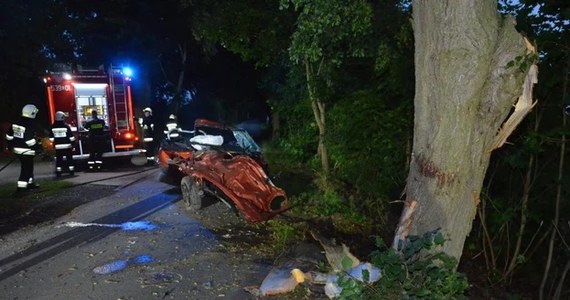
{"left": 49, "top": 111, "right": 75, "bottom": 177}
{"left": 85, "top": 109, "right": 107, "bottom": 170}
{"left": 140, "top": 107, "right": 155, "bottom": 162}
{"left": 164, "top": 114, "right": 180, "bottom": 139}
{"left": 5, "top": 104, "right": 40, "bottom": 194}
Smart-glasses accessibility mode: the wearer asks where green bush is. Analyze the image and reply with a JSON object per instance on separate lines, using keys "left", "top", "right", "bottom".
{"left": 336, "top": 230, "right": 468, "bottom": 299}
{"left": 328, "top": 89, "right": 411, "bottom": 202}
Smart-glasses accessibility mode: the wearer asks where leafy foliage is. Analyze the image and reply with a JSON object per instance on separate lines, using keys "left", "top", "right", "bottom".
{"left": 330, "top": 230, "right": 467, "bottom": 299}
{"left": 3, "top": 1, "right": 567, "bottom": 296}
{"left": 358, "top": 231, "right": 468, "bottom": 299}
{"left": 280, "top": 0, "right": 372, "bottom": 65}
{"left": 328, "top": 89, "right": 411, "bottom": 203}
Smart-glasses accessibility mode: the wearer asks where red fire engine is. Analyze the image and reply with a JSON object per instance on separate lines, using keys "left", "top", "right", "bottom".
{"left": 43, "top": 65, "right": 145, "bottom": 164}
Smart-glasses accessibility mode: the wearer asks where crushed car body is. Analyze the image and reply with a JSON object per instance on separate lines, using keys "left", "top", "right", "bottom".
{"left": 157, "top": 118, "right": 288, "bottom": 223}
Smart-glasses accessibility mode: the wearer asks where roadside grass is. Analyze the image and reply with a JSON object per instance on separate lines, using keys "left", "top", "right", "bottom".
{"left": 0, "top": 180, "right": 74, "bottom": 216}
{"left": 262, "top": 142, "right": 376, "bottom": 257}
{"left": 266, "top": 219, "right": 307, "bottom": 251}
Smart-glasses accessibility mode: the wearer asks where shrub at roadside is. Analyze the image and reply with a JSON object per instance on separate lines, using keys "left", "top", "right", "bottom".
{"left": 338, "top": 230, "right": 468, "bottom": 299}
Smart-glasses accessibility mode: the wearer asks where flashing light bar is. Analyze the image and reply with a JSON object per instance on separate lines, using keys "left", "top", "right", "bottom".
{"left": 122, "top": 67, "right": 133, "bottom": 77}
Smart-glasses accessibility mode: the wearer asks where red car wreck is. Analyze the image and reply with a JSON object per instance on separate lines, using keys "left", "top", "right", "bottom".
{"left": 157, "top": 119, "right": 288, "bottom": 223}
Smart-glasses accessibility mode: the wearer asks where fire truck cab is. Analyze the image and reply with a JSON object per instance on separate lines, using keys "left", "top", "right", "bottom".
{"left": 43, "top": 65, "right": 145, "bottom": 164}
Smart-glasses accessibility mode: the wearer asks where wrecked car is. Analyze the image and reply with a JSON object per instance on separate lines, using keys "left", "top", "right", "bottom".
{"left": 157, "top": 118, "right": 288, "bottom": 222}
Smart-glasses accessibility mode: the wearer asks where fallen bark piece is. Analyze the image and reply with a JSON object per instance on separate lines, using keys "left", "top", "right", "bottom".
{"left": 310, "top": 230, "right": 360, "bottom": 272}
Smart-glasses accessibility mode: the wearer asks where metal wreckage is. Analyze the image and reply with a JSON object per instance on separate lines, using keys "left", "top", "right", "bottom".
{"left": 157, "top": 118, "right": 288, "bottom": 222}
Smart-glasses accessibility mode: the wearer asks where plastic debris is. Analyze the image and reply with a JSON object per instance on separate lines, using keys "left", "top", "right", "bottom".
{"left": 93, "top": 259, "right": 128, "bottom": 274}
{"left": 324, "top": 275, "right": 342, "bottom": 299}
{"left": 324, "top": 262, "right": 382, "bottom": 299}
{"left": 251, "top": 231, "right": 383, "bottom": 298}
{"left": 93, "top": 255, "right": 154, "bottom": 275}
{"left": 348, "top": 262, "right": 382, "bottom": 283}
{"left": 259, "top": 268, "right": 305, "bottom": 296}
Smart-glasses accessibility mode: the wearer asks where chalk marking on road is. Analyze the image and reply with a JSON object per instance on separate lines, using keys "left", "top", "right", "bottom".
{"left": 57, "top": 221, "right": 157, "bottom": 231}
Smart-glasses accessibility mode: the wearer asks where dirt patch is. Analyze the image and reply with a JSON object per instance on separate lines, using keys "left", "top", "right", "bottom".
{"left": 181, "top": 198, "right": 336, "bottom": 298}
{"left": 185, "top": 199, "right": 278, "bottom": 255}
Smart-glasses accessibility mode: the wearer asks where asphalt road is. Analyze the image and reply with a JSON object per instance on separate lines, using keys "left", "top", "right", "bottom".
{"left": 0, "top": 157, "right": 152, "bottom": 188}
{"left": 0, "top": 159, "right": 272, "bottom": 299}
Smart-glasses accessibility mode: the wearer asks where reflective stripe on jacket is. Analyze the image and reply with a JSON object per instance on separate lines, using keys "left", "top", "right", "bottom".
{"left": 7, "top": 117, "right": 37, "bottom": 156}
{"left": 50, "top": 121, "right": 75, "bottom": 150}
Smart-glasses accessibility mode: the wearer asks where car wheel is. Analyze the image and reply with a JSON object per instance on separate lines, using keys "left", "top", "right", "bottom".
{"left": 181, "top": 176, "right": 204, "bottom": 212}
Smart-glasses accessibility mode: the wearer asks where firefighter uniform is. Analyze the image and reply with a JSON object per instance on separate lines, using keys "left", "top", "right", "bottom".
{"left": 164, "top": 114, "right": 180, "bottom": 139}
{"left": 140, "top": 107, "right": 155, "bottom": 161}
{"left": 49, "top": 111, "right": 75, "bottom": 176}
{"left": 85, "top": 110, "right": 107, "bottom": 170}
{"left": 5, "top": 104, "right": 40, "bottom": 194}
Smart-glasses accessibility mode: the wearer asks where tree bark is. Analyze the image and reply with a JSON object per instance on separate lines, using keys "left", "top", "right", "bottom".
{"left": 304, "top": 59, "right": 329, "bottom": 175}
{"left": 174, "top": 42, "right": 188, "bottom": 114}
{"left": 400, "top": 0, "right": 530, "bottom": 260}
{"left": 272, "top": 110, "right": 280, "bottom": 141}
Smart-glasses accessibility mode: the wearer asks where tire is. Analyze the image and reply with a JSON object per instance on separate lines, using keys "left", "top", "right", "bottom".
{"left": 181, "top": 176, "right": 204, "bottom": 212}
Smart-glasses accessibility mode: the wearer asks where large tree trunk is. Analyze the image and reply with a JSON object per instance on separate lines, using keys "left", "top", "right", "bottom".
{"left": 400, "top": 0, "right": 530, "bottom": 260}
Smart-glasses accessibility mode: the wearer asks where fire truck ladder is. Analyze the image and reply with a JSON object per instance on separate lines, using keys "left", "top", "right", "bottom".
{"left": 109, "top": 66, "right": 131, "bottom": 152}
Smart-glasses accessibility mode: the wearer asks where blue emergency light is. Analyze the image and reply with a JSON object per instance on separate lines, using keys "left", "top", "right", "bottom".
{"left": 122, "top": 67, "right": 133, "bottom": 77}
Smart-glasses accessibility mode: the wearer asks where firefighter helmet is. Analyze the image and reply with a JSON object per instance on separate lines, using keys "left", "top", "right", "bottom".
{"left": 143, "top": 107, "right": 152, "bottom": 114}
{"left": 22, "top": 104, "right": 39, "bottom": 119}
{"left": 55, "top": 111, "right": 66, "bottom": 121}
{"left": 168, "top": 114, "right": 177, "bottom": 121}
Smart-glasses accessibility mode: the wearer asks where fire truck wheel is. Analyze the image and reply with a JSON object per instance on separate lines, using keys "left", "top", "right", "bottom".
{"left": 181, "top": 176, "right": 204, "bottom": 212}
{"left": 131, "top": 154, "right": 148, "bottom": 166}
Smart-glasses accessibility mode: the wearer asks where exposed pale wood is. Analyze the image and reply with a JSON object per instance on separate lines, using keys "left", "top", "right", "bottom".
{"left": 392, "top": 199, "right": 417, "bottom": 251}
{"left": 490, "top": 40, "right": 538, "bottom": 151}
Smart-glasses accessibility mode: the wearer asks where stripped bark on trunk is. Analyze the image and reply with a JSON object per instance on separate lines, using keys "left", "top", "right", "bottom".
{"left": 395, "top": 0, "right": 536, "bottom": 260}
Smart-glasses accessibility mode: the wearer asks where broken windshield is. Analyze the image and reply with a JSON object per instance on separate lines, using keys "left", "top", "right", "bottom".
{"left": 233, "top": 130, "right": 261, "bottom": 153}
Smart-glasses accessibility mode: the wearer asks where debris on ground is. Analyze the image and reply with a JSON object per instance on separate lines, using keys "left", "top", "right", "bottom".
{"left": 258, "top": 267, "right": 305, "bottom": 296}
{"left": 245, "top": 230, "right": 382, "bottom": 298}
